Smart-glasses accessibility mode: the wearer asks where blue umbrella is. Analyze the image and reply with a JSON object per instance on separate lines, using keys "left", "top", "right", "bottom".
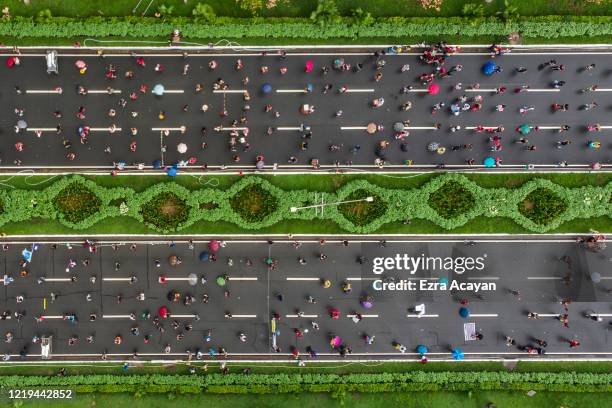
{"left": 416, "top": 345, "right": 428, "bottom": 355}
{"left": 152, "top": 84, "right": 165, "bottom": 96}
{"left": 451, "top": 348, "right": 464, "bottom": 361}
{"left": 483, "top": 157, "right": 496, "bottom": 168}
{"left": 199, "top": 251, "right": 210, "bottom": 262}
{"left": 482, "top": 61, "right": 496, "bottom": 76}
{"left": 166, "top": 167, "right": 177, "bottom": 177}
{"left": 152, "top": 159, "right": 162, "bottom": 169}
{"left": 21, "top": 249, "right": 33, "bottom": 263}
{"left": 261, "top": 83, "right": 272, "bottom": 94}
{"left": 305, "top": 83, "right": 313, "bottom": 93}
{"left": 208, "top": 348, "right": 217, "bottom": 357}
{"left": 459, "top": 307, "right": 470, "bottom": 318}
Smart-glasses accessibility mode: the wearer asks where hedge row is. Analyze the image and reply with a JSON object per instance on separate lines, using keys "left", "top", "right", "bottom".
{"left": 0, "top": 174, "right": 609, "bottom": 233}
{"left": 0, "top": 15, "right": 611, "bottom": 39}
{"left": 0, "top": 372, "right": 610, "bottom": 393}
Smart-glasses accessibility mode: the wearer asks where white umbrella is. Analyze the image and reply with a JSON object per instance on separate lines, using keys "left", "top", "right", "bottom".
{"left": 177, "top": 143, "right": 188, "bottom": 154}
{"left": 152, "top": 84, "right": 165, "bottom": 96}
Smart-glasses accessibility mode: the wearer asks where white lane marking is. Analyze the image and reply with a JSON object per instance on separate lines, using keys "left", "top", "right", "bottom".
{"left": 467, "top": 277, "right": 500, "bottom": 280}
{"left": 277, "top": 126, "right": 302, "bottom": 130}
{"left": 232, "top": 314, "right": 257, "bottom": 318}
{"left": 276, "top": 89, "right": 307, "bottom": 93}
{"left": 345, "top": 89, "right": 375, "bottom": 93}
{"left": 152, "top": 90, "right": 184, "bottom": 94}
{"left": 534, "top": 314, "right": 561, "bottom": 317}
{"left": 592, "top": 314, "right": 612, "bottom": 317}
{"left": 168, "top": 314, "right": 197, "bottom": 318}
{"left": 286, "top": 314, "right": 318, "bottom": 318}
{"left": 286, "top": 277, "right": 319, "bottom": 281}
{"left": 41, "top": 278, "right": 72, "bottom": 282}
{"left": 227, "top": 277, "right": 258, "bottom": 281}
{"left": 102, "top": 278, "right": 132, "bottom": 281}
{"left": 213, "top": 89, "right": 247, "bottom": 93}
{"left": 593, "top": 89, "right": 612, "bottom": 92}
{"left": 464, "top": 126, "right": 503, "bottom": 130}
{"left": 102, "top": 315, "right": 132, "bottom": 319}
{"left": 465, "top": 89, "right": 497, "bottom": 92}
{"left": 470, "top": 314, "right": 498, "bottom": 317}
{"left": 215, "top": 126, "right": 249, "bottom": 131}
{"left": 407, "top": 314, "right": 439, "bottom": 318}
{"left": 26, "top": 90, "right": 63, "bottom": 94}
{"left": 599, "top": 126, "right": 612, "bottom": 129}
{"left": 26, "top": 128, "right": 57, "bottom": 132}
{"left": 348, "top": 277, "right": 438, "bottom": 281}
{"left": 406, "top": 126, "right": 438, "bottom": 130}
{"left": 599, "top": 277, "right": 612, "bottom": 280}
{"left": 526, "top": 89, "right": 560, "bottom": 92}
{"left": 406, "top": 89, "right": 429, "bottom": 93}
{"left": 164, "top": 277, "right": 191, "bottom": 281}
{"left": 90, "top": 128, "right": 122, "bottom": 132}
{"left": 527, "top": 277, "right": 562, "bottom": 280}
{"left": 347, "top": 314, "right": 378, "bottom": 318}
{"left": 341, "top": 126, "right": 367, "bottom": 130}
{"left": 39, "top": 316, "right": 64, "bottom": 319}
{"left": 465, "top": 88, "right": 559, "bottom": 93}
{"left": 86, "top": 90, "right": 122, "bottom": 94}
{"left": 537, "top": 126, "right": 562, "bottom": 130}
{"left": 151, "top": 127, "right": 185, "bottom": 131}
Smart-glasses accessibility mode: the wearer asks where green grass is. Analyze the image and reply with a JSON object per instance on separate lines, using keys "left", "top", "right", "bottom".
{"left": 0, "top": 173, "right": 609, "bottom": 235}
{"left": 3, "top": 390, "right": 611, "bottom": 408}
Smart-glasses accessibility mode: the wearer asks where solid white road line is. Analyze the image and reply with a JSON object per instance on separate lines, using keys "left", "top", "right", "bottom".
{"left": 599, "top": 126, "right": 612, "bottom": 129}
{"left": 286, "top": 277, "right": 319, "bottom": 281}
{"left": 286, "top": 314, "right": 318, "bottom": 318}
{"left": 465, "top": 89, "right": 497, "bottom": 92}
{"left": 277, "top": 126, "right": 302, "bottom": 131}
{"left": 347, "top": 314, "right": 378, "bottom": 318}
{"left": 213, "top": 89, "right": 247, "bottom": 94}
{"left": 527, "top": 277, "right": 562, "bottom": 280}
{"left": 87, "top": 90, "right": 122, "bottom": 94}
{"left": 341, "top": 126, "right": 367, "bottom": 130}
{"left": 26, "top": 90, "right": 63, "bottom": 94}
{"left": 227, "top": 277, "right": 258, "bottom": 281}
{"left": 164, "top": 277, "right": 191, "bottom": 281}
{"left": 537, "top": 126, "right": 562, "bottom": 130}
{"left": 535, "top": 314, "right": 561, "bottom": 317}
{"left": 28, "top": 127, "right": 122, "bottom": 132}
{"left": 407, "top": 314, "right": 439, "bottom": 318}
{"left": 470, "top": 314, "right": 498, "bottom": 317}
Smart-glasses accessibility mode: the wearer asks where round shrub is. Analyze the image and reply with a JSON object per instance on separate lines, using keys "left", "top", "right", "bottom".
{"left": 230, "top": 184, "right": 278, "bottom": 223}
{"left": 338, "top": 190, "right": 387, "bottom": 227}
{"left": 428, "top": 182, "right": 476, "bottom": 219}
{"left": 140, "top": 192, "right": 190, "bottom": 230}
{"left": 519, "top": 187, "right": 568, "bottom": 226}
{"left": 53, "top": 182, "right": 102, "bottom": 223}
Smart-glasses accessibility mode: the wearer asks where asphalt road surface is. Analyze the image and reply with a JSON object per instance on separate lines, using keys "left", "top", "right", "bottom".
{"left": 0, "top": 238, "right": 610, "bottom": 361}
{"left": 0, "top": 47, "right": 610, "bottom": 172}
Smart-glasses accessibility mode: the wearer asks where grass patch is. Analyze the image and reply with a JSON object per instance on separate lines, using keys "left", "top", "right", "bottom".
{"left": 52, "top": 182, "right": 101, "bottom": 223}
{"left": 428, "top": 182, "right": 476, "bottom": 219}
{"left": 338, "top": 190, "right": 386, "bottom": 226}
{"left": 229, "top": 184, "right": 278, "bottom": 223}
{"left": 519, "top": 188, "right": 568, "bottom": 226}
{"left": 140, "top": 192, "right": 189, "bottom": 230}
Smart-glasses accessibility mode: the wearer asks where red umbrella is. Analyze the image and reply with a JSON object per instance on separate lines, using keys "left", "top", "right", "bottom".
{"left": 305, "top": 60, "right": 314, "bottom": 73}
{"left": 6, "top": 56, "right": 15, "bottom": 68}
{"left": 158, "top": 306, "right": 168, "bottom": 318}
{"left": 428, "top": 83, "right": 440, "bottom": 95}
{"left": 208, "top": 240, "right": 220, "bottom": 252}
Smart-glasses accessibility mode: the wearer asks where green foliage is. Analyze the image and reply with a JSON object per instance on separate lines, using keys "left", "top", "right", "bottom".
{"left": 350, "top": 8, "right": 374, "bottom": 26}
{"left": 230, "top": 183, "right": 279, "bottom": 223}
{"left": 36, "top": 9, "right": 52, "bottom": 23}
{"left": 140, "top": 192, "right": 190, "bottom": 230}
{"left": 310, "top": 0, "right": 341, "bottom": 25}
{"left": 497, "top": 0, "right": 520, "bottom": 22}
{"left": 52, "top": 182, "right": 101, "bottom": 224}
{"left": 428, "top": 182, "right": 476, "bottom": 219}
{"left": 338, "top": 190, "right": 386, "bottom": 227}
{"left": 519, "top": 187, "right": 568, "bottom": 226}
{"left": 192, "top": 3, "right": 216, "bottom": 22}
{"left": 462, "top": 3, "right": 486, "bottom": 18}
{"left": 157, "top": 4, "right": 175, "bottom": 17}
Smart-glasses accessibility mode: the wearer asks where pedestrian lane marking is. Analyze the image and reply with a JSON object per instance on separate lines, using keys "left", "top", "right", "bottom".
{"left": 168, "top": 314, "right": 198, "bottom": 318}
{"left": 164, "top": 277, "right": 192, "bottom": 281}
{"left": 213, "top": 89, "right": 247, "bottom": 94}
{"left": 536, "top": 126, "right": 562, "bottom": 130}
{"left": 600, "top": 126, "right": 612, "bottom": 129}
{"left": 347, "top": 314, "right": 378, "bottom": 318}
{"left": 464, "top": 126, "right": 504, "bottom": 130}
{"left": 102, "top": 315, "right": 133, "bottom": 319}
{"left": 90, "top": 127, "right": 122, "bottom": 132}
{"left": 534, "top": 314, "right": 561, "bottom": 317}
{"left": 464, "top": 89, "right": 560, "bottom": 93}
{"left": 286, "top": 277, "right": 319, "bottom": 281}
{"left": 27, "top": 128, "right": 121, "bottom": 132}
{"left": 26, "top": 128, "right": 57, "bottom": 132}
{"left": 286, "top": 314, "right": 318, "bottom": 318}
{"left": 407, "top": 314, "right": 439, "bottom": 318}
{"left": 470, "top": 314, "right": 498, "bottom": 317}
{"left": 527, "top": 277, "right": 562, "bottom": 280}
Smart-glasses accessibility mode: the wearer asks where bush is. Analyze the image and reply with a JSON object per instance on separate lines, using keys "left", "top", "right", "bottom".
{"left": 519, "top": 187, "right": 568, "bottom": 226}
{"left": 140, "top": 192, "right": 190, "bottom": 230}
{"left": 52, "top": 182, "right": 101, "bottom": 224}
{"left": 428, "top": 182, "right": 476, "bottom": 219}
{"left": 338, "top": 190, "right": 386, "bottom": 227}
{"left": 230, "top": 183, "right": 278, "bottom": 223}
{"left": 192, "top": 3, "right": 216, "bottom": 22}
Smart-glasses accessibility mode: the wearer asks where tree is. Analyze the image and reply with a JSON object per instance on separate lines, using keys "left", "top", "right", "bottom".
{"left": 310, "top": 0, "right": 341, "bottom": 25}
{"left": 192, "top": 3, "right": 216, "bottom": 22}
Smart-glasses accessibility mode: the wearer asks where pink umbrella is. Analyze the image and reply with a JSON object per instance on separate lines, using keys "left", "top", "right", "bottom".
{"left": 6, "top": 56, "right": 15, "bottom": 68}
{"left": 75, "top": 60, "right": 86, "bottom": 69}
{"left": 428, "top": 83, "right": 440, "bottom": 95}
{"left": 330, "top": 336, "right": 341, "bottom": 347}
{"left": 305, "top": 60, "right": 314, "bottom": 73}
{"left": 208, "top": 240, "right": 220, "bottom": 252}
{"left": 158, "top": 306, "right": 168, "bottom": 318}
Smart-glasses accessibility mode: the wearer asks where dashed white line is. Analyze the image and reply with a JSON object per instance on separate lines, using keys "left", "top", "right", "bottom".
{"left": 213, "top": 89, "right": 247, "bottom": 94}
{"left": 227, "top": 277, "right": 258, "bottom": 281}
{"left": 231, "top": 314, "right": 257, "bottom": 318}
{"left": 277, "top": 126, "right": 303, "bottom": 131}
{"left": 286, "top": 314, "right": 318, "bottom": 318}
{"left": 340, "top": 126, "right": 367, "bottom": 130}
{"left": 26, "top": 90, "right": 63, "bottom": 94}
{"left": 152, "top": 90, "right": 184, "bottom": 94}
{"left": 86, "top": 90, "right": 122, "bottom": 94}
{"left": 345, "top": 89, "right": 375, "bottom": 93}
{"left": 41, "top": 278, "right": 72, "bottom": 282}
{"left": 286, "top": 277, "right": 319, "bottom": 281}
{"left": 151, "top": 127, "right": 185, "bottom": 131}
{"left": 467, "top": 277, "right": 500, "bottom": 280}
{"left": 347, "top": 314, "right": 379, "bottom": 318}
{"left": 407, "top": 314, "right": 439, "bottom": 318}
{"left": 527, "top": 277, "right": 562, "bottom": 280}
{"left": 470, "top": 314, "right": 498, "bottom": 317}
{"left": 276, "top": 89, "right": 307, "bottom": 93}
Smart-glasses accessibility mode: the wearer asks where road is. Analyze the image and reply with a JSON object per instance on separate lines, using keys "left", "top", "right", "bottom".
{"left": 0, "top": 46, "right": 610, "bottom": 172}
{"left": 0, "top": 238, "right": 610, "bottom": 361}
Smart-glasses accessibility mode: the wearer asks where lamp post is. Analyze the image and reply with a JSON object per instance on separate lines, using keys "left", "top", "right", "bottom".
{"left": 290, "top": 196, "right": 373, "bottom": 213}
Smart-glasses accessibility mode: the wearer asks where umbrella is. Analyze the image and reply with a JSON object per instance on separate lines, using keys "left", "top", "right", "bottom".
{"left": 428, "top": 83, "right": 440, "bottom": 95}
{"left": 256, "top": 160, "right": 265, "bottom": 170}
{"left": 6, "top": 56, "right": 15, "bottom": 68}
{"left": 333, "top": 58, "right": 344, "bottom": 69}
{"left": 330, "top": 336, "right": 342, "bottom": 347}
{"left": 518, "top": 124, "right": 531, "bottom": 135}
{"left": 305, "top": 83, "right": 313, "bottom": 93}
{"left": 152, "top": 159, "right": 162, "bottom": 169}
{"left": 416, "top": 345, "right": 429, "bottom": 355}
{"left": 166, "top": 167, "right": 178, "bottom": 177}
{"left": 208, "top": 348, "right": 217, "bottom": 357}
{"left": 17, "top": 120, "right": 27, "bottom": 129}
{"left": 188, "top": 273, "right": 198, "bottom": 286}
{"left": 305, "top": 60, "right": 314, "bottom": 73}
{"left": 216, "top": 276, "right": 226, "bottom": 286}
{"left": 177, "top": 143, "right": 187, "bottom": 154}
{"left": 393, "top": 122, "right": 405, "bottom": 132}
{"left": 360, "top": 300, "right": 373, "bottom": 309}
{"left": 591, "top": 272, "right": 602, "bottom": 283}
{"left": 21, "top": 249, "right": 33, "bottom": 263}
{"left": 261, "top": 83, "right": 272, "bottom": 94}
{"left": 75, "top": 60, "right": 86, "bottom": 69}
{"left": 158, "top": 306, "right": 168, "bottom": 318}
{"left": 209, "top": 240, "right": 220, "bottom": 252}
{"left": 168, "top": 255, "right": 179, "bottom": 266}
{"left": 459, "top": 307, "right": 470, "bottom": 318}
{"left": 451, "top": 348, "right": 464, "bottom": 361}
{"left": 482, "top": 60, "right": 497, "bottom": 76}
{"left": 152, "top": 84, "right": 165, "bottom": 96}
{"left": 199, "top": 251, "right": 210, "bottom": 262}
{"left": 483, "top": 157, "right": 496, "bottom": 168}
